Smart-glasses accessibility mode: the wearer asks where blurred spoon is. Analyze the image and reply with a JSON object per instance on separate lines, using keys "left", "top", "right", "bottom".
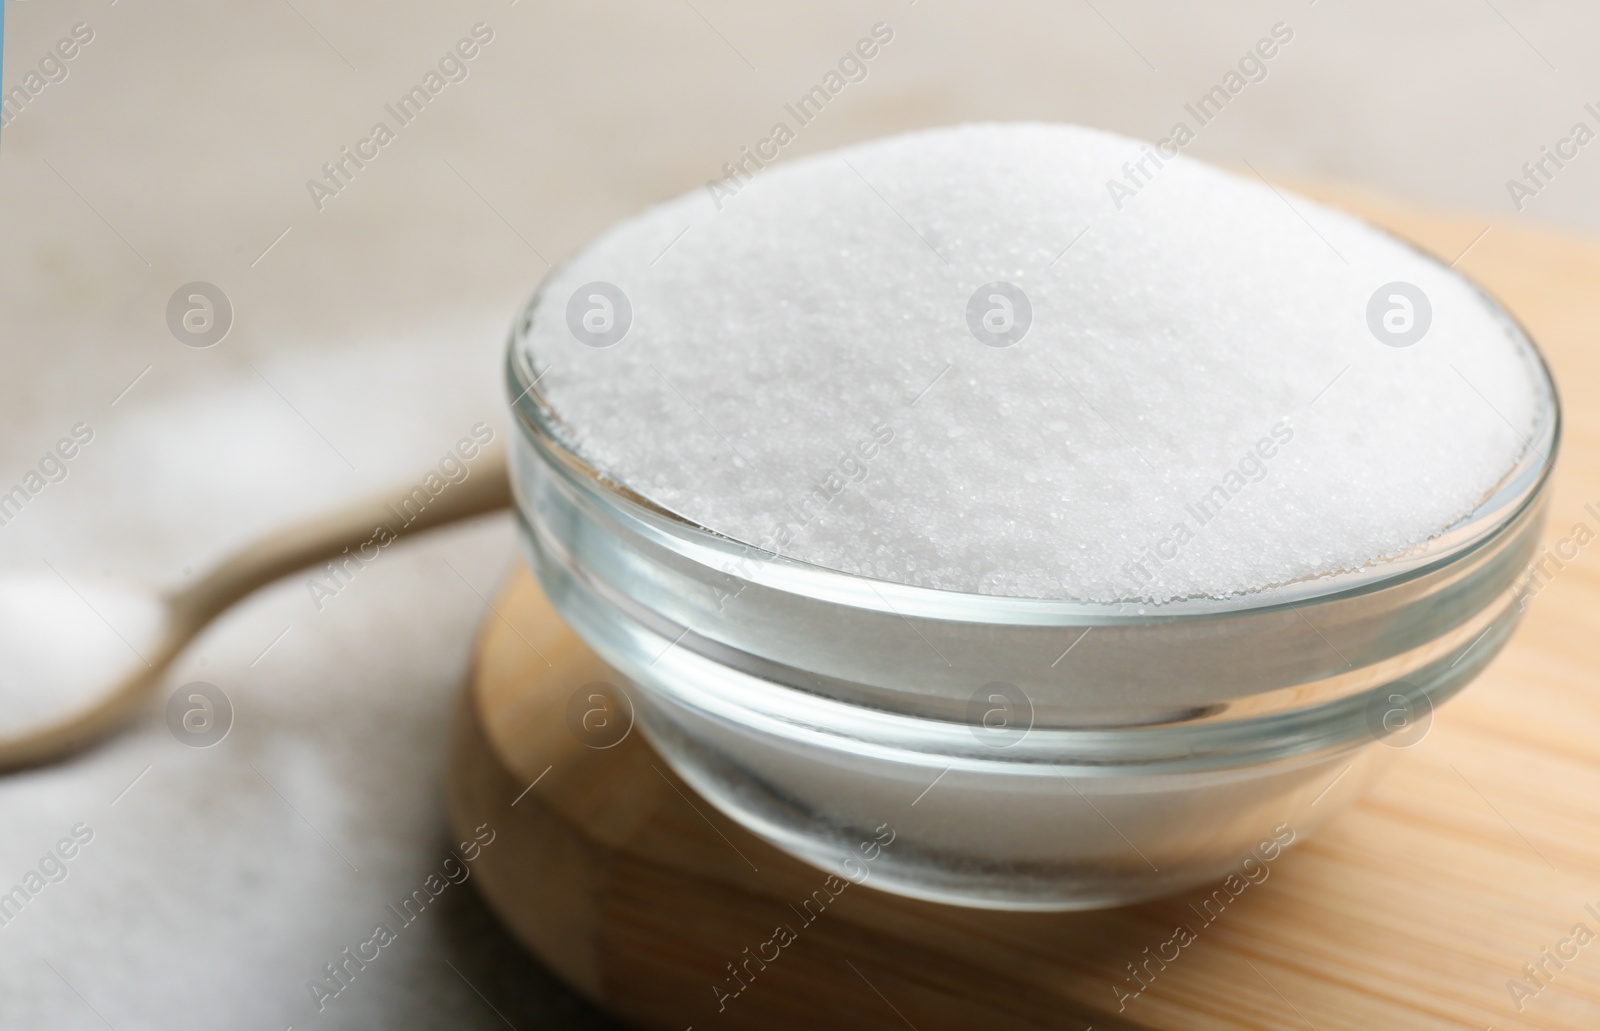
{"left": 0, "top": 445, "right": 511, "bottom": 771}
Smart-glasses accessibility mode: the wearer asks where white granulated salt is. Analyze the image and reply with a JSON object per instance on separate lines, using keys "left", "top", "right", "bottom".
{"left": 0, "top": 575, "right": 166, "bottom": 734}
{"left": 521, "top": 123, "right": 1547, "bottom": 603}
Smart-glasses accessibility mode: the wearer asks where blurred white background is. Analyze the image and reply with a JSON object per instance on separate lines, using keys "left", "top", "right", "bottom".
{"left": 0, "top": 1, "right": 1595, "bottom": 1027}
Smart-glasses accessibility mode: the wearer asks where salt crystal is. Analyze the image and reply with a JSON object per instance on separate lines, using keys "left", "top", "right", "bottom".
{"left": 522, "top": 123, "right": 1546, "bottom": 603}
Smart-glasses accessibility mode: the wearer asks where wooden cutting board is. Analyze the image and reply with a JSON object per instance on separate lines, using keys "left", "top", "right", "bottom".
{"left": 448, "top": 188, "right": 1600, "bottom": 1031}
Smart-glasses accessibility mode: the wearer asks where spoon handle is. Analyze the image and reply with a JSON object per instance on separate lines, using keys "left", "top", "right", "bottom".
{"left": 169, "top": 444, "right": 513, "bottom": 627}
{"left": 0, "top": 446, "right": 512, "bottom": 771}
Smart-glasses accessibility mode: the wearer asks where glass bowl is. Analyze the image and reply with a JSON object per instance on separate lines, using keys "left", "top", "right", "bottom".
{"left": 503, "top": 282, "right": 1559, "bottom": 911}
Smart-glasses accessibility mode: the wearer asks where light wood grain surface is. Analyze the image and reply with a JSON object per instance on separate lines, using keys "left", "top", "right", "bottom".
{"left": 450, "top": 189, "right": 1600, "bottom": 1030}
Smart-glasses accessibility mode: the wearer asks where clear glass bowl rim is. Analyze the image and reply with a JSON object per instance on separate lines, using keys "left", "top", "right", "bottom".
{"left": 506, "top": 245, "right": 1561, "bottom": 628}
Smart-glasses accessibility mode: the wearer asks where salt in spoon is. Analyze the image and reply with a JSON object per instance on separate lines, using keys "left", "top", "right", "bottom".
{"left": 0, "top": 445, "right": 511, "bottom": 771}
